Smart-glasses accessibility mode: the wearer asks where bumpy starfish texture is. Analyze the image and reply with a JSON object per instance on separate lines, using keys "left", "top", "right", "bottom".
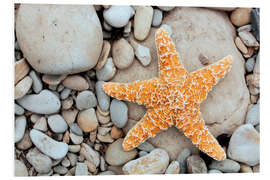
{"left": 103, "top": 28, "right": 233, "bottom": 161}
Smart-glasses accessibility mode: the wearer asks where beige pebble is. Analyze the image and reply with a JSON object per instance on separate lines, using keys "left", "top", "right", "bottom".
{"left": 90, "top": 130, "right": 97, "bottom": 143}
{"left": 62, "top": 75, "right": 89, "bottom": 91}
{"left": 112, "top": 38, "right": 134, "bottom": 69}
{"left": 62, "top": 109, "right": 79, "bottom": 125}
{"left": 235, "top": 37, "right": 248, "bottom": 54}
{"left": 95, "top": 40, "right": 111, "bottom": 70}
{"left": 134, "top": 6, "right": 153, "bottom": 41}
{"left": 63, "top": 131, "right": 70, "bottom": 144}
{"left": 97, "top": 105, "right": 110, "bottom": 116}
{"left": 230, "top": 8, "right": 252, "bottom": 27}
{"left": 16, "top": 129, "right": 33, "bottom": 150}
{"left": 15, "top": 58, "right": 30, "bottom": 84}
{"left": 33, "top": 117, "right": 48, "bottom": 132}
{"left": 80, "top": 143, "right": 100, "bottom": 167}
{"left": 240, "top": 163, "right": 253, "bottom": 173}
{"left": 97, "top": 134, "right": 114, "bottom": 143}
{"left": 84, "top": 160, "right": 97, "bottom": 173}
{"left": 96, "top": 109, "right": 111, "bottom": 124}
{"left": 77, "top": 108, "right": 98, "bottom": 132}
{"left": 61, "top": 96, "right": 73, "bottom": 110}
{"left": 42, "top": 74, "right": 67, "bottom": 85}
{"left": 110, "top": 125, "right": 124, "bottom": 139}
{"left": 15, "top": 76, "right": 33, "bottom": 99}
{"left": 253, "top": 164, "right": 260, "bottom": 172}
{"left": 68, "top": 145, "right": 81, "bottom": 153}
{"left": 239, "top": 31, "right": 259, "bottom": 47}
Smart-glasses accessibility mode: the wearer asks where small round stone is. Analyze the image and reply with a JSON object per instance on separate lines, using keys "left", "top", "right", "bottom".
{"left": 75, "top": 163, "right": 88, "bottom": 176}
{"left": 165, "top": 161, "right": 180, "bottom": 174}
{"left": 80, "top": 143, "right": 100, "bottom": 167}
{"left": 16, "top": 130, "right": 32, "bottom": 150}
{"left": 228, "top": 124, "right": 260, "bottom": 166}
{"left": 69, "top": 132, "right": 83, "bottom": 145}
{"left": 230, "top": 8, "right": 252, "bottom": 27}
{"left": 60, "top": 88, "right": 71, "bottom": 100}
{"left": 112, "top": 38, "right": 134, "bottom": 69}
{"left": 77, "top": 108, "right": 98, "bottom": 133}
{"left": 76, "top": 90, "right": 97, "bottom": 110}
{"left": 14, "top": 76, "right": 33, "bottom": 99}
{"left": 42, "top": 74, "right": 67, "bottom": 86}
{"left": 122, "top": 148, "right": 169, "bottom": 174}
{"left": 245, "top": 57, "right": 255, "bottom": 73}
{"left": 96, "top": 57, "right": 116, "bottom": 81}
{"left": 110, "top": 125, "right": 124, "bottom": 139}
{"left": 29, "top": 70, "right": 43, "bottom": 93}
{"left": 245, "top": 104, "right": 260, "bottom": 126}
{"left": 69, "top": 123, "right": 83, "bottom": 136}
{"left": 209, "top": 159, "right": 240, "bottom": 173}
{"left": 137, "top": 141, "right": 155, "bottom": 152}
{"left": 103, "top": 6, "right": 135, "bottom": 28}
{"left": 95, "top": 81, "right": 110, "bottom": 111}
{"left": 15, "top": 160, "right": 28, "bottom": 176}
{"left": 110, "top": 99, "right": 128, "bottom": 128}
{"left": 26, "top": 151, "right": 52, "bottom": 173}
{"left": 134, "top": 6, "right": 153, "bottom": 41}
{"left": 187, "top": 155, "right": 207, "bottom": 174}
{"left": 30, "top": 129, "right": 68, "bottom": 159}
{"left": 62, "top": 75, "right": 89, "bottom": 91}
{"left": 105, "top": 138, "right": 138, "bottom": 166}
{"left": 68, "top": 145, "right": 81, "bottom": 153}
{"left": 33, "top": 117, "right": 48, "bottom": 132}
{"left": 152, "top": 9, "right": 163, "bottom": 27}
{"left": 47, "top": 114, "right": 68, "bottom": 133}
{"left": 15, "top": 103, "right": 24, "bottom": 115}
{"left": 15, "top": 116, "right": 27, "bottom": 143}
{"left": 53, "top": 165, "right": 68, "bottom": 175}
{"left": 17, "top": 90, "right": 61, "bottom": 114}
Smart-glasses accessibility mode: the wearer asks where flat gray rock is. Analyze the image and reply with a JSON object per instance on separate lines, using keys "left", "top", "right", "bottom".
{"left": 110, "top": 99, "right": 128, "bottom": 128}
{"left": 17, "top": 90, "right": 61, "bottom": 114}
{"left": 47, "top": 114, "right": 68, "bottom": 133}
{"left": 30, "top": 129, "right": 68, "bottom": 159}
{"left": 15, "top": 116, "right": 27, "bottom": 143}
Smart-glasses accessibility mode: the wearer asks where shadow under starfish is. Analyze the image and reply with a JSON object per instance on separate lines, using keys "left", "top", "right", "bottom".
{"left": 103, "top": 28, "right": 234, "bottom": 161}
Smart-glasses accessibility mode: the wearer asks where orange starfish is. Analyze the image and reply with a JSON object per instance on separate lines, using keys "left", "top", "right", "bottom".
{"left": 103, "top": 28, "right": 233, "bottom": 161}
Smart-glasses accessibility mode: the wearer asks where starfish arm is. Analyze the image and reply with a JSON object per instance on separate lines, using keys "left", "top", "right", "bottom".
{"left": 102, "top": 78, "right": 164, "bottom": 107}
{"left": 155, "top": 28, "right": 188, "bottom": 81}
{"left": 175, "top": 106, "right": 226, "bottom": 161}
{"left": 188, "top": 55, "right": 234, "bottom": 103}
{"left": 123, "top": 108, "right": 173, "bottom": 151}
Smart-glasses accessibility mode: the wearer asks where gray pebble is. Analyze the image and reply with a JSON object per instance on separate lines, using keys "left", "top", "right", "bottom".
{"left": 60, "top": 88, "right": 71, "bottom": 100}
{"left": 26, "top": 151, "right": 52, "bottom": 174}
{"left": 15, "top": 116, "right": 27, "bottom": 143}
{"left": 67, "top": 152, "right": 78, "bottom": 167}
{"left": 245, "top": 104, "right": 260, "bottom": 126}
{"left": 139, "top": 151, "right": 148, "bottom": 157}
{"left": 209, "top": 159, "right": 240, "bottom": 173}
{"left": 96, "top": 57, "right": 116, "bottom": 81}
{"left": 110, "top": 99, "right": 128, "bottom": 128}
{"left": 70, "top": 123, "right": 83, "bottom": 136}
{"left": 15, "top": 103, "right": 24, "bottom": 115}
{"left": 76, "top": 90, "right": 97, "bottom": 110}
{"left": 75, "top": 163, "right": 88, "bottom": 176}
{"left": 47, "top": 114, "right": 68, "bottom": 133}
{"left": 152, "top": 9, "right": 163, "bottom": 27}
{"left": 245, "top": 57, "right": 255, "bottom": 73}
{"left": 95, "top": 81, "right": 110, "bottom": 111}
{"left": 187, "top": 155, "right": 207, "bottom": 174}
{"left": 137, "top": 141, "right": 155, "bottom": 152}
{"left": 53, "top": 165, "right": 68, "bottom": 175}
{"left": 29, "top": 70, "right": 43, "bottom": 93}
{"left": 176, "top": 148, "right": 191, "bottom": 173}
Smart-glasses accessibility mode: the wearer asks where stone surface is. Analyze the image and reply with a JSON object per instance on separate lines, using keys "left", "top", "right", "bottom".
{"left": 16, "top": 5, "right": 103, "bottom": 74}
{"left": 62, "top": 75, "right": 89, "bottom": 91}
{"left": 228, "top": 124, "right": 260, "bottom": 166}
{"left": 209, "top": 159, "right": 240, "bottom": 173}
{"left": 111, "top": 8, "right": 250, "bottom": 159}
{"left": 176, "top": 148, "right": 191, "bottom": 173}
{"left": 235, "top": 37, "right": 248, "bottom": 54}
{"left": 239, "top": 31, "right": 259, "bottom": 47}
{"left": 53, "top": 165, "right": 68, "bottom": 175}
{"left": 29, "top": 71, "right": 43, "bottom": 93}
{"left": 103, "top": 6, "right": 135, "bottom": 28}
{"left": 42, "top": 74, "right": 67, "bottom": 85}
{"left": 158, "top": 6, "right": 175, "bottom": 11}
{"left": 70, "top": 123, "right": 83, "bottom": 136}
{"left": 129, "top": 38, "right": 151, "bottom": 66}
{"left": 137, "top": 141, "right": 155, "bottom": 152}
{"left": 245, "top": 57, "right": 255, "bottom": 73}
{"left": 110, "top": 99, "right": 128, "bottom": 128}
{"left": 15, "top": 160, "right": 28, "bottom": 176}
{"left": 152, "top": 9, "right": 163, "bottom": 27}
{"left": 76, "top": 90, "right": 97, "bottom": 110}
{"left": 95, "top": 40, "right": 111, "bottom": 70}
{"left": 134, "top": 6, "right": 153, "bottom": 41}
{"left": 33, "top": 117, "right": 48, "bottom": 132}
{"left": 105, "top": 138, "right": 137, "bottom": 166}
{"left": 75, "top": 163, "right": 88, "bottom": 176}
{"left": 77, "top": 108, "right": 98, "bottom": 132}
{"left": 15, "top": 76, "right": 33, "bottom": 99}
{"left": 15, "top": 103, "right": 24, "bottom": 115}
{"left": 47, "top": 114, "right": 68, "bottom": 133}
{"left": 187, "top": 155, "right": 207, "bottom": 174}
{"left": 15, "top": 115, "right": 27, "bottom": 143}
{"left": 15, "top": 58, "right": 30, "bottom": 84}
{"left": 69, "top": 132, "right": 83, "bottom": 145}
{"left": 245, "top": 104, "right": 260, "bottom": 125}
{"left": 96, "top": 57, "right": 116, "bottom": 81}
{"left": 62, "top": 109, "right": 78, "bottom": 125}
{"left": 80, "top": 143, "right": 100, "bottom": 167}
{"left": 30, "top": 129, "right": 68, "bottom": 159}
{"left": 208, "top": 169, "right": 222, "bottom": 173}
{"left": 26, "top": 151, "right": 52, "bottom": 173}
{"left": 165, "top": 161, "right": 180, "bottom": 174}
{"left": 112, "top": 38, "right": 134, "bottom": 69}
{"left": 253, "top": 53, "right": 260, "bottom": 87}
{"left": 95, "top": 81, "right": 110, "bottom": 111}
{"left": 122, "top": 148, "right": 169, "bottom": 174}
{"left": 250, "top": 8, "right": 260, "bottom": 41}
{"left": 240, "top": 163, "right": 253, "bottom": 173}
{"left": 17, "top": 90, "right": 61, "bottom": 114}
{"left": 230, "top": 8, "right": 252, "bottom": 27}
{"left": 16, "top": 130, "right": 32, "bottom": 150}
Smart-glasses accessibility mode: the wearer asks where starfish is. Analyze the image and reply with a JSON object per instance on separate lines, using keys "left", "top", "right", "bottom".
{"left": 103, "top": 28, "right": 233, "bottom": 161}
